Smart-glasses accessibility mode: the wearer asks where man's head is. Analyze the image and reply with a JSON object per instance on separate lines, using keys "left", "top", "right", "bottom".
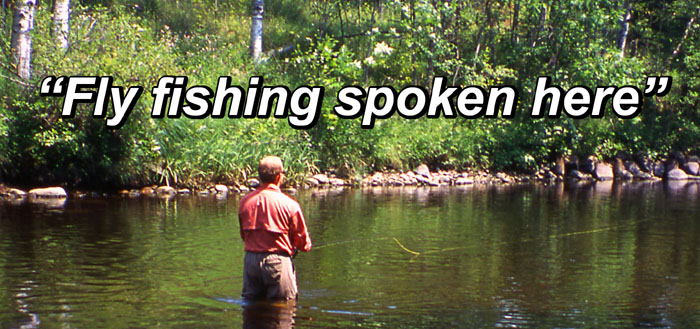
{"left": 258, "top": 156, "right": 285, "bottom": 184}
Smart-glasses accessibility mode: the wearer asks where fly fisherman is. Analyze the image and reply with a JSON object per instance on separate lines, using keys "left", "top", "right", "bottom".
{"left": 238, "top": 156, "right": 312, "bottom": 301}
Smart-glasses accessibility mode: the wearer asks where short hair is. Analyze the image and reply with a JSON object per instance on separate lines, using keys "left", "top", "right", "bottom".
{"left": 258, "top": 156, "right": 284, "bottom": 184}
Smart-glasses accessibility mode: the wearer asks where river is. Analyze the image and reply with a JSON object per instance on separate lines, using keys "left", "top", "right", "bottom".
{"left": 1, "top": 181, "right": 699, "bottom": 328}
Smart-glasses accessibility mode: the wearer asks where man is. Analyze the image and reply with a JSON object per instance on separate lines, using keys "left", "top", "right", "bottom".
{"left": 239, "top": 156, "right": 312, "bottom": 301}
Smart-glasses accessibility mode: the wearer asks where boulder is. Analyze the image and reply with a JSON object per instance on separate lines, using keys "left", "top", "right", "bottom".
{"left": 665, "top": 159, "right": 680, "bottom": 176}
{"left": 496, "top": 172, "right": 512, "bottom": 183}
{"left": 415, "top": 175, "right": 431, "bottom": 185}
{"left": 214, "top": 184, "right": 229, "bottom": 194}
{"left": 141, "top": 186, "right": 155, "bottom": 195}
{"left": 312, "top": 174, "right": 330, "bottom": 185}
{"left": 28, "top": 187, "right": 67, "bottom": 198}
{"left": 414, "top": 164, "right": 431, "bottom": 178}
{"left": 633, "top": 153, "right": 652, "bottom": 173}
{"left": 329, "top": 178, "right": 345, "bottom": 186}
{"left": 8, "top": 188, "right": 27, "bottom": 198}
{"left": 247, "top": 178, "right": 260, "bottom": 188}
{"left": 128, "top": 189, "right": 142, "bottom": 197}
{"left": 682, "top": 162, "right": 699, "bottom": 176}
{"left": 455, "top": 177, "right": 474, "bottom": 185}
{"left": 653, "top": 161, "right": 665, "bottom": 177}
{"left": 594, "top": 163, "right": 614, "bottom": 181}
{"left": 667, "top": 168, "right": 689, "bottom": 180}
{"left": 156, "top": 186, "right": 176, "bottom": 196}
{"left": 626, "top": 161, "right": 642, "bottom": 175}
{"left": 305, "top": 178, "right": 320, "bottom": 187}
{"left": 613, "top": 159, "right": 633, "bottom": 180}
{"left": 627, "top": 162, "right": 654, "bottom": 180}
{"left": 177, "top": 188, "right": 191, "bottom": 195}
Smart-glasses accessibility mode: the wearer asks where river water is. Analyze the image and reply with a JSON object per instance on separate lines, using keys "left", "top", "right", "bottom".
{"left": 1, "top": 181, "right": 700, "bottom": 328}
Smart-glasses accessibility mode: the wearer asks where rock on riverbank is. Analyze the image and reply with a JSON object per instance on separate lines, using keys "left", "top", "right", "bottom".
{"left": 2, "top": 152, "right": 699, "bottom": 201}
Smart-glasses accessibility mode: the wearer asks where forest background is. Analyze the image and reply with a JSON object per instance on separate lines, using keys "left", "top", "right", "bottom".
{"left": 1, "top": 0, "right": 699, "bottom": 189}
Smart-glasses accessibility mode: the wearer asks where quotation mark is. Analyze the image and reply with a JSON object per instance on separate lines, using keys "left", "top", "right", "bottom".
{"left": 644, "top": 76, "right": 672, "bottom": 97}
{"left": 40, "top": 76, "right": 66, "bottom": 96}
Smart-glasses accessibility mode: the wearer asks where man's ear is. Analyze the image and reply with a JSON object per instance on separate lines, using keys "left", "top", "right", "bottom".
{"left": 275, "top": 173, "right": 283, "bottom": 185}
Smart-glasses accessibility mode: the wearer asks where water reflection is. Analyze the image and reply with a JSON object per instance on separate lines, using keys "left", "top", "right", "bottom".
{"left": 1, "top": 182, "right": 700, "bottom": 328}
{"left": 242, "top": 300, "right": 297, "bottom": 329}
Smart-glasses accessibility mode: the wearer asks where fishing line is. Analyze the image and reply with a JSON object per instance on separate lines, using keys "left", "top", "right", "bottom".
{"left": 393, "top": 217, "right": 655, "bottom": 259}
{"left": 392, "top": 237, "right": 420, "bottom": 256}
{"left": 313, "top": 237, "right": 392, "bottom": 250}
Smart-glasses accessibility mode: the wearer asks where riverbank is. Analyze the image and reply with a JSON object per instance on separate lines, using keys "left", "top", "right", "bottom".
{"left": 2, "top": 152, "right": 700, "bottom": 203}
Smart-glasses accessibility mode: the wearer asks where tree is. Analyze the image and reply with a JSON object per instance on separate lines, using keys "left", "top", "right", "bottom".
{"left": 10, "top": 0, "right": 36, "bottom": 80}
{"left": 616, "top": 1, "right": 631, "bottom": 58}
{"left": 52, "top": 0, "right": 70, "bottom": 50}
{"left": 250, "top": 0, "right": 263, "bottom": 62}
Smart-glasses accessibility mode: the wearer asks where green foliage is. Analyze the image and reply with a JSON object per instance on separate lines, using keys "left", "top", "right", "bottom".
{"left": 1, "top": 0, "right": 699, "bottom": 188}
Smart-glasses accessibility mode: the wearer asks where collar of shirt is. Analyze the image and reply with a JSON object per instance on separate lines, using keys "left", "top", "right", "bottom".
{"left": 258, "top": 183, "right": 281, "bottom": 192}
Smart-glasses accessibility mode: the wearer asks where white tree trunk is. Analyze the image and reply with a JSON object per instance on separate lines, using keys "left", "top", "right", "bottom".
{"left": 10, "top": 0, "right": 35, "bottom": 80}
{"left": 52, "top": 0, "right": 70, "bottom": 50}
{"left": 617, "top": 1, "right": 631, "bottom": 58}
{"left": 250, "top": 0, "right": 264, "bottom": 62}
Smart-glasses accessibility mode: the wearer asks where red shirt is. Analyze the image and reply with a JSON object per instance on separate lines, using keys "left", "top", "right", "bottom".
{"left": 238, "top": 184, "right": 312, "bottom": 256}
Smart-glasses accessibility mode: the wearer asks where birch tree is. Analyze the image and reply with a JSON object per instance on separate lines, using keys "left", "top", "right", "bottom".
{"left": 52, "top": 0, "right": 70, "bottom": 50}
{"left": 250, "top": 0, "right": 263, "bottom": 62}
{"left": 616, "top": 1, "right": 631, "bottom": 58}
{"left": 10, "top": 0, "right": 35, "bottom": 80}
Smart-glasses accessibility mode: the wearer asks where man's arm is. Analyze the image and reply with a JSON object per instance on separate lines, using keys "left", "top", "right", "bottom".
{"left": 238, "top": 213, "right": 245, "bottom": 241}
{"left": 289, "top": 210, "right": 312, "bottom": 252}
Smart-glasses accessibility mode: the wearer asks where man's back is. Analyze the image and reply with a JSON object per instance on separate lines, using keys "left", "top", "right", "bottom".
{"left": 239, "top": 184, "right": 311, "bottom": 256}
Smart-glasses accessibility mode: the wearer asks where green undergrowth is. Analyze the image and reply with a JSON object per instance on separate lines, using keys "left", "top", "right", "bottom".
{"left": 1, "top": 0, "right": 698, "bottom": 189}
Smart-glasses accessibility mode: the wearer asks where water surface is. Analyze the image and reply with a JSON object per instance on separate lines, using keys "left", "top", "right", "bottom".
{"left": 1, "top": 181, "right": 700, "bottom": 328}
